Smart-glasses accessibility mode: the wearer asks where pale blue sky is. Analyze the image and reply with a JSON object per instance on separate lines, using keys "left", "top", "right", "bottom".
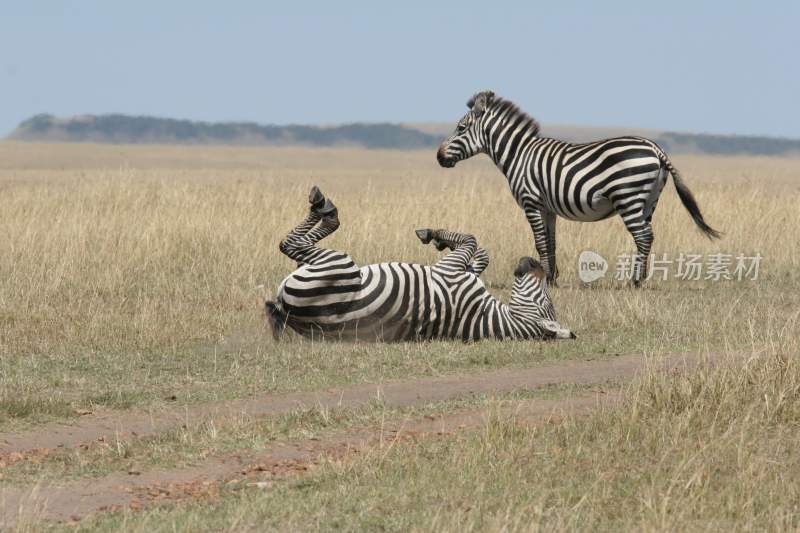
{"left": 2, "top": 1, "right": 798, "bottom": 137}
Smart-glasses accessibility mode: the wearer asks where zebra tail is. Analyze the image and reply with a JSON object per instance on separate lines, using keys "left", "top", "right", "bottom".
{"left": 265, "top": 301, "right": 289, "bottom": 341}
{"left": 662, "top": 156, "right": 722, "bottom": 240}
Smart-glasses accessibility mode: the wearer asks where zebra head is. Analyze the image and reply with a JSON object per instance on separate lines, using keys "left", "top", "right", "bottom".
{"left": 437, "top": 90, "right": 495, "bottom": 168}
{"left": 511, "top": 257, "right": 576, "bottom": 340}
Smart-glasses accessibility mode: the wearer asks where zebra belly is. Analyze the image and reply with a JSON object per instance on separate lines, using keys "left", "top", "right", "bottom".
{"left": 554, "top": 192, "right": 615, "bottom": 222}
{"left": 277, "top": 263, "right": 442, "bottom": 341}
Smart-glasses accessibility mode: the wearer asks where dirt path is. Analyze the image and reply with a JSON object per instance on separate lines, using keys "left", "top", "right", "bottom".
{"left": 0, "top": 350, "right": 739, "bottom": 455}
{"left": 0, "top": 349, "right": 755, "bottom": 528}
{"left": 0, "top": 392, "right": 615, "bottom": 528}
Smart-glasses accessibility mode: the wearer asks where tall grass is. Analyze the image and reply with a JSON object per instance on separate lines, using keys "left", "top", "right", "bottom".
{"left": 1, "top": 143, "right": 797, "bottom": 358}
{"left": 0, "top": 142, "right": 797, "bottom": 420}
{"left": 2, "top": 142, "right": 799, "bottom": 530}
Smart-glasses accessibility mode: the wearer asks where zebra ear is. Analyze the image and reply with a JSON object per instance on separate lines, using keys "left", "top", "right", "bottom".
{"left": 530, "top": 261, "right": 546, "bottom": 281}
{"left": 467, "top": 91, "right": 495, "bottom": 114}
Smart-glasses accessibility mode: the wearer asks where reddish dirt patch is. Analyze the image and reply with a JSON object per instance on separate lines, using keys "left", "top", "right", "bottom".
{"left": 0, "top": 448, "right": 51, "bottom": 472}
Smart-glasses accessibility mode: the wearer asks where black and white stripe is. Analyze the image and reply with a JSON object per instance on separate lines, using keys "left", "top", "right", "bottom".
{"left": 437, "top": 91, "right": 721, "bottom": 286}
{"left": 266, "top": 188, "right": 574, "bottom": 342}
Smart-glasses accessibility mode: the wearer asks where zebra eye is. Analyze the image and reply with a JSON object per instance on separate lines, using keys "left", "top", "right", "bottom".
{"left": 457, "top": 122, "right": 468, "bottom": 132}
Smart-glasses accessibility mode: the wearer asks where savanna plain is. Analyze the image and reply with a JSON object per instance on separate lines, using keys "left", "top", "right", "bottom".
{"left": 1, "top": 141, "right": 799, "bottom": 531}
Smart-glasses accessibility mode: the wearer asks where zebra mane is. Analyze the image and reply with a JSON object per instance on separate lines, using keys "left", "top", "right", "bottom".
{"left": 490, "top": 97, "right": 541, "bottom": 137}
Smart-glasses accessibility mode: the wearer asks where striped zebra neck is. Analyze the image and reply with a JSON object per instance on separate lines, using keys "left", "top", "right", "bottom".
{"left": 481, "top": 99, "right": 543, "bottom": 173}
{"left": 470, "top": 276, "right": 554, "bottom": 341}
{"left": 507, "top": 277, "right": 551, "bottom": 317}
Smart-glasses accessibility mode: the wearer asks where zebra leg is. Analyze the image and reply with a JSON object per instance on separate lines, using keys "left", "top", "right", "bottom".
{"left": 304, "top": 205, "right": 339, "bottom": 244}
{"left": 416, "top": 229, "right": 489, "bottom": 276}
{"left": 543, "top": 210, "right": 559, "bottom": 286}
{"left": 623, "top": 220, "right": 654, "bottom": 287}
{"left": 415, "top": 228, "right": 450, "bottom": 252}
{"left": 523, "top": 208, "right": 555, "bottom": 284}
{"left": 468, "top": 247, "right": 490, "bottom": 276}
{"left": 417, "top": 229, "right": 478, "bottom": 272}
{"left": 279, "top": 211, "right": 321, "bottom": 262}
{"left": 279, "top": 187, "right": 340, "bottom": 265}
{"left": 437, "top": 231, "right": 478, "bottom": 272}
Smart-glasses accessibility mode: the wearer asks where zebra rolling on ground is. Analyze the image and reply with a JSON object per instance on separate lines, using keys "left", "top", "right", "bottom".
{"left": 266, "top": 186, "right": 575, "bottom": 342}
{"left": 437, "top": 91, "right": 721, "bottom": 286}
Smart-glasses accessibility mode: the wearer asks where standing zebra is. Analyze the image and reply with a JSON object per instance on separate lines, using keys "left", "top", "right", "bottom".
{"left": 266, "top": 186, "right": 574, "bottom": 342}
{"left": 437, "top": 91, "right": 721, "bottom": 286}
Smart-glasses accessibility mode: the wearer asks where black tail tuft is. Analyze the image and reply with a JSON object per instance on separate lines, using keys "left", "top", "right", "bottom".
{"left": 673, "top": 176, "right": 722, "bottom": 239}
{"left": 666, "top": 162, "right": 722, "bottom": 240}
{"left": 265, "top": 301, "right": 288, "bottom": 341}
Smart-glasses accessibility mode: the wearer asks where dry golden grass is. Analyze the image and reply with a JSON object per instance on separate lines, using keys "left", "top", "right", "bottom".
{"left": 1, "top": 142, "right": 797, "bottom": 357}
{"left": 1, "top": 142, "right": 798, "bottom": 412}
{"left": 2, "top": 141, "right": 800, "bottom": 531}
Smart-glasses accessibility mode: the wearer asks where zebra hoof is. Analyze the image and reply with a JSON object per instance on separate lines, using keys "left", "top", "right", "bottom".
{"left": 308, "top": 186, "right": 326, "bottom": 210}
{"left": 415, "top": 229, "right": 433, "bottom": 244}
{"left": 315, "top": 198, "right": 337, "bottom": 217}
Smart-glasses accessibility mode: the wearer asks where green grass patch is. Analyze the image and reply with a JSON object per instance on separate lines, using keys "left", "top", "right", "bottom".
{"left": 0, "top": 396, "right": 75, "bottom": 424}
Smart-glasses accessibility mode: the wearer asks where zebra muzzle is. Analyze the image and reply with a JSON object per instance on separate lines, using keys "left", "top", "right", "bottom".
{"left": 437, "top": 147, "right": 456, "bottom": 168}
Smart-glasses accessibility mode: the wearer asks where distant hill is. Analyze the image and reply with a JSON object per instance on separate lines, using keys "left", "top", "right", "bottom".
{"left": 411, "top": 122, "right": 800, "bottom": 156}
{"left": 9, "top": 114, "right": 439, "bottom": 150}
{"left": 9, "top": 114, "right": 800, "bottom": 156}
{"left": 654, "top": 132, "right": 800, "bottom": 156}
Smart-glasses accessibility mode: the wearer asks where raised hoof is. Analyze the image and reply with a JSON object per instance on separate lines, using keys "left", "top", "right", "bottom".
{"left": 315, "top": 198, "right": 337, "bottom": 217}
{"left": 308, "top": 186, "right": 325, "bottom": 210}
{"left": 415, "top": 229, "right": 433, "bottom": 244}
